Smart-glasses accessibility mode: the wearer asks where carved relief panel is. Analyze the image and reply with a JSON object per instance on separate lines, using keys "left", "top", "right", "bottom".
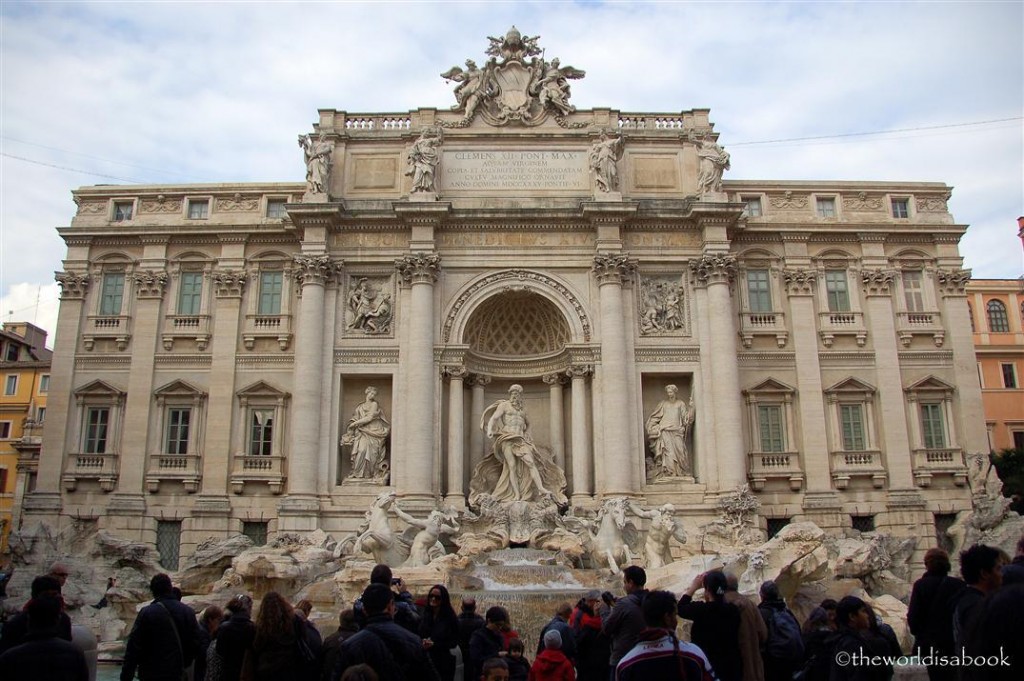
{"left": 638, "top": 275, "right": 688, "bottom": 336}
{"left": 344, "top": 274, "right": 395, "bottom": 336}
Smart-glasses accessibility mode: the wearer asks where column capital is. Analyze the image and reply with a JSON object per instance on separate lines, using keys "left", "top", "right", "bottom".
{"left": 566, "top": 364, "right": 594, "bottom": 379}
{"left": 467, "top": 373, "right": 492, "bottom": 388}
{"left": 542, "top": 372, "right": 566, "bottom": 386}
{"left": 132, "top": 270, "right": 169, "bottom": 299}
{"left": 443, "top": 365, "right": 469, "bottom": 380}
{"left": 782, "top": 268, "right": 816, "bottom": 296}
{"left": 935, "top": 268, "right": 971, "bottom": 296}
{"left": 396, "top": 252, "right": 441, "bottom": 284}
{"left": 689, "top": 253, "right": 736, "bottom": 287}
{"left": 860, "top": 268, "right": 896, "bottom": 297}
{"left": 592, "top": 253, "right": 637, "bottom": 286}
{"left": 55, "top": 271, "right": 90, "bottom": 299}
{"left": 293, "top": 254, "right": 343, "bottom": 287}
{"left": 212, "top": 270, "right": 247, "bottom": 298}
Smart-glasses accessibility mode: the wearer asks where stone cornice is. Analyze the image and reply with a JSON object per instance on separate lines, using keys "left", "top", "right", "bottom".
{"left": 633, "top": 347, "right": 700, "bottom": 363}
{"left": 392, "top": 202, "right": 452, "bottom": 226}
{"left": 333, "top": 348, "right": 400, "bottom": 364}
{"left": 395, "top": 252, "right": 441, "bottom": 284}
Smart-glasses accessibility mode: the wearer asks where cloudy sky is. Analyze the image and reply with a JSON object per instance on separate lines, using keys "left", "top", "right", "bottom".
{"left": 2, "top": 1, "right": 1021, "bottom": 347}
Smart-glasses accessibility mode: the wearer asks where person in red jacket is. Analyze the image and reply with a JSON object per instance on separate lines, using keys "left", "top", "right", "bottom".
{"left": 529, "top": 629, "right": 575, "bottom": 681}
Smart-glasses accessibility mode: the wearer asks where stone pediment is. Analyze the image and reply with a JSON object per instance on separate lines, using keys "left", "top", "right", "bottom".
{"left": 73, "top": 378, "right": 125, "bottom": 398}
{"left": 744, "top": 378, "right": 796, "bottom": 395}
{"left": 904, "top": 375, "right": 955, "bottom": 395}
{"left": 825, "top": 377, "right": 877, "bottom": 395}
{"left": 237, "top": 380, "right": 289, "bottom": 399}
{"left": 154, "top": 379, "right": 207, "bottom": 399}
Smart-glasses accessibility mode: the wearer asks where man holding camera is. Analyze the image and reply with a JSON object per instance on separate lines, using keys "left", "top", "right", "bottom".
{"left": 353, "top": 564, "right": 420, "bottom": 634}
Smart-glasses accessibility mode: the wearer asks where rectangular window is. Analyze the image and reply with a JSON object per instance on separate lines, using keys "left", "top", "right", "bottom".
{"left": 187, "top": 199, "right": 209, "bottom": 219}
{"left": 5, "top": 343, "right": 18, "bottom": 361}
{"left": 4, "top": 375, "right": 17, "bottom": 395}
{"left": 36, "top": 406, "right": 46, "bottom": 423}
{"left": 165, "top": 408, "right": 191, "bottom": 455}
{"left": 757, "top": 405, "right": 785, "bottom": 452}
{"left": 816, "top": 197, "right": 837, "bottom": 218}
{"left": 258, "top": 271, "right": 284, "bottom": 315}
{"left": 99, "top": 273, "right": 125, "bottom": 316}
{"left": 242, "top": 521, "right": 269, "bottom": 546}
{"left": 891, "top": 198, "right": 910, "bottom": 219}
{"left": 851, "top": 515, "right": 876, "bottom": 533}
{"left": 920, "top": 403, "right": 946, "bottom": 449}
{"left": 39, "top": 374, "right": 50, "bottom": 394}
{"left": 903, "top": 271, "right": 925, "bottom": 312}
{"left": 825, "top": 270, "right": 851, "bottom": 312}
{"left": 266, "top": 199, "right": 288, "bottom": 219}
{"left": 0, "top": 468, "right": 8, "bottom": 492}
{"left": 0, "top": 422, "right": 11, "bottom": 439}
{"left": 1013, "top": 431, "right": 1024, "bottom": 451}
{"left": 746, "top": 270, "right": 773, "bottom": 312}
{"left": 766, "top": 517, "right": 791, "bottom": 539}
{"left": 1002, "top": 363, "right": 1018, "bottom": 389}
{"left": 177, "top": 272, "right": 203, "bottom": 315}
{"left": 113, "top": 201, "right": 133, "bottom": 221}
{"left": 156, "top": 521, "right": 182, "bottom": 571}
{"left": 84, "top": 407, "right": 110, "bottom": 454}
{"left": 840, "top": 404, "right": 866, "bottom": 450}
{"left": 249, "top": 409, "right": 274, "bottom": 456}
{"left": 743, "top": 197, "right": 762, "bottom": 217}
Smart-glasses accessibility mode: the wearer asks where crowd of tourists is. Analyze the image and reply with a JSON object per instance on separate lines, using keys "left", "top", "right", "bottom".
{"left": 1, "top": 538, "right": 1022, "bottom": 681}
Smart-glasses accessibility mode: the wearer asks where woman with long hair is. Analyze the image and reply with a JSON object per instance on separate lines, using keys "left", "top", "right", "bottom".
{"left": 241, "top": 592, "right": 304, "bottom": 681}
{"left": 419, "top": 584, "right": 459, "bottom": 681}
{"left": 677, "top": 570, "right": 742, "bottom": 681}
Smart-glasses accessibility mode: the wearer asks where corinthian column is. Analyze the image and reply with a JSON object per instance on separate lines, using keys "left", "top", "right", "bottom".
{"left": 592, "top": 254, "right": 638, "bottom": 495}
{"left": 284, "top": 255, "right": 341, "bottom": 519}
{"left": 444, "top": 365, "right": 467, "bottom": 506}
{"left": 690, "top": 254, "right": 746, "bottom": 490}
{"left": 567, "top": 364, "right": 593, "bottom": 503}
{"left": 468, "top": 374, "right": 491, "bottom": 475}
{"left": 395, "top": 253, "right": 441, "bottom": 499}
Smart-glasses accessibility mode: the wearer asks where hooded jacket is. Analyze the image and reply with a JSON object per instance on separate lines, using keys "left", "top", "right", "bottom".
{"left": 528, "top": 648, "right": 576, "bottom": 681}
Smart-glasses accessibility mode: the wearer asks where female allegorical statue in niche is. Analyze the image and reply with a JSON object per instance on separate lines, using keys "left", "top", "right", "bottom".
{"left": 469, "top": 384, "right": 567, "bottom": 505}
{"left": 645, "top": 384, "right": 695, "bottom": 479}
{"left": 343, "top": 386, "right": 390, "bottom": 481}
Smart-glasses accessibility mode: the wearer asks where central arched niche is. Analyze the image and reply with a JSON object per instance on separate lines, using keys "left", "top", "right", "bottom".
{"left": 463, "top": 290, "right": 570, "bottom": 356}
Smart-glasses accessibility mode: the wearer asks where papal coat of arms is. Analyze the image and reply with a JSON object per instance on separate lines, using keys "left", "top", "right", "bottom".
{"left": 441, "top": 26, "right": 585, "bottom": 127}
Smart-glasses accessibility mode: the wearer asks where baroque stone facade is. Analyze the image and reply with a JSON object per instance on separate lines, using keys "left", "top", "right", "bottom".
{"left": 25, "top": 30, "right": 982, "bottom": 568}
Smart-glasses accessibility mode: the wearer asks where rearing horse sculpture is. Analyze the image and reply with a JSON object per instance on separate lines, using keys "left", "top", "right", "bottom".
{"left": 589, "top": 496, "right": 638, "bottom": 574}
{"left": 337, "top": 491, "right": 409, "bottom": 566}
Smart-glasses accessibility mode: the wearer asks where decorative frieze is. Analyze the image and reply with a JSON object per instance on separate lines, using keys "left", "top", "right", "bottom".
{"left": 293, "top": 254, "right": 344, "bottom": 287}
{"left": 915, "top": 195, "right": 950, "bottom": 213}
{"left": 75, "top": 201, "right": 106, "bottom": 215}
{"left": 860, "top": 269, "right": 896, "bottom": 296}
{"left": 132, "top": 271, "right": 169, "bottom": 299}
{"left": 768, "top": 191, "right": 808, "bottom": 209}
{"left": 843, "top": 192, "right": 884, "bottom": 211}
{"left": 55, "top": 272, "right": 90, "bottom": 299}
{"left": 139, "top": 196, "right": 183, "bottom": 213}
{"left": 217, "top": 194, "right": 261, "bottom": 212}
{"left": 782, "top": 269, "right": 815, "bottom": 296}
{"left": 935, "top": 268, "right": 971, "bottom": 296}
{"left": 688, "top": 254, "right": 736, "bottom": 286}
{"left": 333, "top": 348, "right": 400, "bottom": 365}
{"left": 592, "top": 254, "right": 637, "bottom": 286}
{"left": 395, "top": 253, "right": 441, "bottom": 285}
{"left": 633, "top": 348, "right": 700, "bottom": 364}
{"left": 213, "top": 270, "right": 247, "bottom": 298}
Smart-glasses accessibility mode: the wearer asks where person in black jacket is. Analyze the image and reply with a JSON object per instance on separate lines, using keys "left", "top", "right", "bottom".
{"left": 677, "top": 570, "right": 742, "bottom": 681}
{"left": 334, "top": 583, "right": 440, "bottom": 681}
{"left": 420, "top": 584, "right": 459, "bottom": 681}
{"left": 321, "top": 609, "right": 358, "bottom": 681}
{"left": 831, "top": 596, "right": 890, "bottom": 681}
{"left": 216, "top": 594, "right": 256, "bottom": 681}
{"left": 0, "top": 575, "right": 73, "bottom": 654}
{"left": 0, "top": 593, "right": 88, "bottom": 681}
{"left": 121, "top": 573, "right": 201, "bottom": 681}
{"left": 457, "top": 597, "right": 485, "bottom": 666}
{"left": 469, "top": 606, "right": 510, "bottom": 681}
{"left": 907, "top": 548, "right": 965, "bottom": 681}
{"left": 758, "top": 580, "right": 804, "bottom": 681}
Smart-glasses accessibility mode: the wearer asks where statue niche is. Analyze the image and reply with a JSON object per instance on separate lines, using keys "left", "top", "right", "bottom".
{"left": 340, "top": 384, "right": 391, "bottom": 484}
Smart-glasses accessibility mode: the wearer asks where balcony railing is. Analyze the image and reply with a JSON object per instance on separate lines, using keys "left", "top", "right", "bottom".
{"left": 242, "top": 314, "right": 292, "bottom": 351}
{"left": 818, "top": 311, "right": 867, "bottom": 348}
{"left": 896, "top": 311, "right": 945, "bottom": 347}
{"left": 739, "top": 311, "right": 789, "bottom": 348}
{"left": 230, "top": 454, "right": 286, "bottom": 494}
{"left": 162, "top": 314, "right": 212, "bottom": 351}
{"left": 146, "top": 453, "right": 201, "bottom": 493}
{"left": 84, "top": 315, "right": 132, "bottom": 351}
{"left": 830, "top": 449, "right": 886, "bottom": 489}
{"left": 912, "top": 447, "right": 968, "bottom": 487}
{"left": 747, "top": 451, "right": 804, "bottom": 491}
{"left": 63, "top": 452, "right": 118, "bottom": 492}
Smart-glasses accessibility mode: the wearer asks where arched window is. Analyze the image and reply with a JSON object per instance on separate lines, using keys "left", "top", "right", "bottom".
{"left": 987, "top": 300, "right": 1010, "bottom": 332}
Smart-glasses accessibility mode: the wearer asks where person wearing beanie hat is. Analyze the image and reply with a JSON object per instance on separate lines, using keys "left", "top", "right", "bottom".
{"left": 907, "top": 547, "right": 964, "bottom": 681}
{"left": 677, "top": 571, "right": 741, "bottom": 681}
{"left": 528, "top": 628, "right": 575, "bottom": 681}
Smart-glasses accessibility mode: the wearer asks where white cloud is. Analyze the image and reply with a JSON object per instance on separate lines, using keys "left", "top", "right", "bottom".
{"left": 2, "top": 1, "right": 1022, "bottom": 340}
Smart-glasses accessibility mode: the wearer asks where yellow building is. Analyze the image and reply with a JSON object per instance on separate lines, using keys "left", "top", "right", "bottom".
{"left": 0, "top": 322, "right": 51, "bottom": 550}
{"left": 968, "top": 278, "right": 1024, "bottom": 452}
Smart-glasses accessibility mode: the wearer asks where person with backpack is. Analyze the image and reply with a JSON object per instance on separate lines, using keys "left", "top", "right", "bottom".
{"left": 757, "top": 580, "right": 804, "bottom": 681}
{"left": 907, "top": 548, "right": 965, "bottom": 681}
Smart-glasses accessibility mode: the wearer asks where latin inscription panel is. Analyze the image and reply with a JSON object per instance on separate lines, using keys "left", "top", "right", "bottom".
{"left": 441, "top": 149, "right": 590, "bottom": 194}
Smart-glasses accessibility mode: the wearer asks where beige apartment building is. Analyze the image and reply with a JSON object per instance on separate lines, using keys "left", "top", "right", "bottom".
{"left": 22, "top": 30, "right": 982, "bottom": 568}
